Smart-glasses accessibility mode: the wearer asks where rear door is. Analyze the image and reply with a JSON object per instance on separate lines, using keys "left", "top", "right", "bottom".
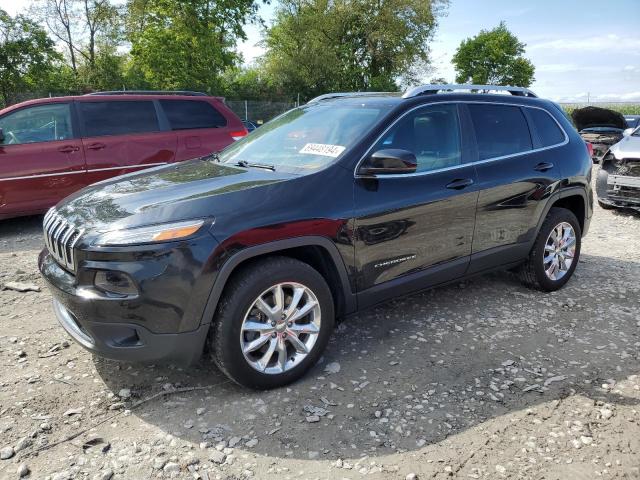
{"left": 77, "top": 99, "right": 177, "bottom": 184}
{"left": 159, "top": 99, "right": 243, "bottom": 160}
{"left": 0, "top": 102, "right": 85, "bottom": 217}
{"left": 354, "top": 103, "right": 479, "bottom": 304}
{"left": 466, "top": 102, "right": 566, "bottom": 273}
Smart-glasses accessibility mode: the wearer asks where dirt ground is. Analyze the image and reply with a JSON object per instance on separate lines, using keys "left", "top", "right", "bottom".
{"left": 1, "top": 172, "right": 639, "bottom": 480}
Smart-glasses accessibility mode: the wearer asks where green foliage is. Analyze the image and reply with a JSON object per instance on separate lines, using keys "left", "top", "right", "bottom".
{"left": 562, "top": 104, "right": 640, "bottom": 116}
{"left": 126, "top": 0, "right": 260, "bottom": 92}
{"left": 452, "top": 21, "right": 535, "bottom": 87}
{"left": 262, "top": 0, "right": 447, "bottom": 100}
{"left": 0, "top": 8, "right": 62, "bottom": 106}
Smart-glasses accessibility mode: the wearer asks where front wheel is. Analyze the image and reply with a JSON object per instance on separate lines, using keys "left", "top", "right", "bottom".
{"left": 518, "top": 207, "right": 581, "bottom": 291}
{"left": 209, "top": 256, "right": 334, "bottom": 389}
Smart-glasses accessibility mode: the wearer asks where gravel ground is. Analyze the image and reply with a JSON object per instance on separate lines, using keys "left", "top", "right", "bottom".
{"left": 1, "top": 172, "right": 639, "bottom": 480}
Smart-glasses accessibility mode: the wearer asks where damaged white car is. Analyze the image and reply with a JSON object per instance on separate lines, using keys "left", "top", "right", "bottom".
{"left": 596, "top": 126, "right": 640, "bottom": 212}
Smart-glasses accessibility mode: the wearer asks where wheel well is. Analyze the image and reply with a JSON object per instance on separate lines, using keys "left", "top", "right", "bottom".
{"left": 552, "top": 195, "right": 585, "bottom": 232}
{"left": 223, "top": 246, "right": 348, "bottom": 319}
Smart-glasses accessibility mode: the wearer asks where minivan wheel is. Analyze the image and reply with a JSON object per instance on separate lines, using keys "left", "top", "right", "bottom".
{"left": 209, "top": 256, "right": 334, "bottom": 389}
{"left": 518, "top": 207, "right": 581, "bottom": 292}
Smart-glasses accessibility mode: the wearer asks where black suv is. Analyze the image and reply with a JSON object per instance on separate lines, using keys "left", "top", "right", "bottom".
{"left": 39, "top": 84, "right": 593, "bottom": 389}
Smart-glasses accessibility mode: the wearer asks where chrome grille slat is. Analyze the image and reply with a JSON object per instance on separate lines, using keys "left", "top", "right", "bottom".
{"left": 42, "top": 209, "right": 82, "bottom": 272}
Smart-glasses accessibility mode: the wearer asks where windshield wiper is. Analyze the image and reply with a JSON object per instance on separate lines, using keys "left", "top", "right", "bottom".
{"left": 235, "top": 160, "right": 276, "bottom": 171}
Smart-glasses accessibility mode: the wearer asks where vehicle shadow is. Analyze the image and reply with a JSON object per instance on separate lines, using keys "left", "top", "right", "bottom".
{"left": 93, "top": 252, "right": 639, "bottom": 461}
{"left": 0, "top": 214, "right": 44, "bottom": 253}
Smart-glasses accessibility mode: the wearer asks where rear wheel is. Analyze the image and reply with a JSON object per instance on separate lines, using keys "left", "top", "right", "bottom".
{"left": 519, "top": 207, "right": 581, "bottom": 291}
{"left": 210, "top": 256, "right": 334, "bottom": 389}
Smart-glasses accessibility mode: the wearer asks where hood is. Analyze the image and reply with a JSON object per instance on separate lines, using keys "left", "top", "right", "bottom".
{"left": 56, "top": 158, "right": 292, "bottom": 234}
{"left": 610, "top": 132, "right": 640, "bottom": 159}
{"left": 572, "top": 106, "right": 626, "bottom": 131}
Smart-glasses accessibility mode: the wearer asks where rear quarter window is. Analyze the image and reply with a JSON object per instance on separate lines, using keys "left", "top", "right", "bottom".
{"left": 80, "top": 101, "right": 159, "bottom": 137}
{"left": 160, "top": 100, "right": 227, "bottom": 130}
{"left": 527, "top": 108, "right": 566, "bottom": 147}
{"left": 467, "top": 104, "right": 532, "bottom": 160}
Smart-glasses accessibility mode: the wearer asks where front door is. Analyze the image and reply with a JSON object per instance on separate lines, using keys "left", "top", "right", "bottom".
{"left": 0, "top": 102, "right": 85, "bottom": 217}
{"left": 353, "top": 103, "right": 479, "bottom": 307}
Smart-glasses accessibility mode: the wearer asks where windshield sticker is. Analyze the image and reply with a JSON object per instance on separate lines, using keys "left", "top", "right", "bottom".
{"left": 299, "top": 143, "right": 346, "bottom": 157}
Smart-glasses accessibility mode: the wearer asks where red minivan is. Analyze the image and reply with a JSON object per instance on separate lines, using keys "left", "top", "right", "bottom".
{"left": 0, "top": 92, "right": 247, "bottom": 219}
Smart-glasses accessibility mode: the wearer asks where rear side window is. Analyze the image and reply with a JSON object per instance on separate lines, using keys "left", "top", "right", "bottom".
{"left": 527, "top": 108, "right": 566, "bottom": 147}
{"left": 160, "top": 100, "right": 227, "bottom": 130}
{"left": 79, "top": 101, "right": 159, "bottom": 137}
{"left": 468, "top": 104, "right": 532, "bottom": 160}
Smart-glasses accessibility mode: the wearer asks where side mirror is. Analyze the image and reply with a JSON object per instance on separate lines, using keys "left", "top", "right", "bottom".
{"left": 0, "top": 128, "right": 4, "bottom": 144}
{"left": 622, "top": 128, "right": 634, "bottom": 137}
{"left": 359, "top": 149, "right": 417, "bottom": 176}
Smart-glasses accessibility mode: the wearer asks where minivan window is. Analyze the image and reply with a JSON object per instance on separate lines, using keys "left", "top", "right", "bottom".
{"left": 375, "top": 103, "right": 462, "bottom": 173}
{"left": 468, "top": 104, "right": 532, "bottom": 160}
{"left": 160, "top": 100, "right": 227, "bottom": 130}
{"left": 527, "top": 108, "right": 565, "bottom": 147}
{"left": 79, "top": 101, "right": 159, "bottom": 137}
{"left": 0, "top": 104, "right": 73, "bottom": 145}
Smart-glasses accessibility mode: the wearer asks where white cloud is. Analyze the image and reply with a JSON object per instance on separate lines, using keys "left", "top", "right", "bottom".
{"left": 529, "top": 34, "right": 640, "bottom": 52}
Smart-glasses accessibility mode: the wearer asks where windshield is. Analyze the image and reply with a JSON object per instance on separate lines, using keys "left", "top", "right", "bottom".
{"left": 219, "top": 103, "right": 388, "bottom": 173}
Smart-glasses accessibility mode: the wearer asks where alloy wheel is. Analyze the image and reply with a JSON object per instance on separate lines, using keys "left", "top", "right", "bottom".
{"left": 543, "top": 221, "right": 577, "bottom": 281}
{"left": 240, "top": 282, "right": 321, "bottom": 374}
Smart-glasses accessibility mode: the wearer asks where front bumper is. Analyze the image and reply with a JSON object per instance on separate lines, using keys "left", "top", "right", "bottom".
{"left": 596, "top": 161, "right": 640, "bottom": 211}
{"left": 51, "top": 296, "right": 209, "bottom": 363}
{"left": 38, "top": 234, "right": 219, "bottom": 364}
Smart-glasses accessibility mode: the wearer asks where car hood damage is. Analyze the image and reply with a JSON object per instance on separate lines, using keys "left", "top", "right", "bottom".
{"left": 572, "top": 106, "right": 627, "bottom": 161}
{"left": 572, "top": 106, "right": 627, "bottom": 131}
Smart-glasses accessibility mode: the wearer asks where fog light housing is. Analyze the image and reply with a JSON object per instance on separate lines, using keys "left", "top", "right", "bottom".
{"left": 94, "top": 270, "right": 138, "bottom": 297}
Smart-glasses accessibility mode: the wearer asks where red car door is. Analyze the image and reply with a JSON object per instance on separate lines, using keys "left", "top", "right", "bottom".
{"left": 0, "top": 102, "right": 85, "bottom": 218}
{"left": 76, "top": 99, "right": 177, "bottom": 185}
{"left": 158, "top": 98, "right": 246, "bottom": 161}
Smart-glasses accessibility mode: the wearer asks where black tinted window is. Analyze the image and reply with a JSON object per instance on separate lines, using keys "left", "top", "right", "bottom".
{"left": 468, "top": 104, "right": 532, "bottom": 160}
{"left": 80, "top": 101, "right": 159, "bottom": 137}
{"left": 528, "top": 108, "right": 565, "bottom": 146}
{"left": 376, "top": 103, "right": 462, "bottom": 173}
{"left": 160, "top": 100, "right": 227, "bottom": 130}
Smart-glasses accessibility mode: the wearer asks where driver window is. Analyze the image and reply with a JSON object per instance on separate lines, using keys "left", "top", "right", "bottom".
{"left": 0, "top": 104, "right": 73, "bottom": 146}
{"left": 378, "top": 103, "right": 462, "bottom": 173}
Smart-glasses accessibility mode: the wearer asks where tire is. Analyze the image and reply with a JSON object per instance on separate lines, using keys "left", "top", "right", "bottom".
{"left": 518, "top": 207, "right": 582, "bottom": 292}
{"left": 209, "top": 256, "right": 334, "bottom": 389}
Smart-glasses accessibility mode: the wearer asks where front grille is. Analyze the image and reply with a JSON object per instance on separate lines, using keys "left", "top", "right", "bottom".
{"left": 43, "top": 209, "right": 84, "bottom": 272}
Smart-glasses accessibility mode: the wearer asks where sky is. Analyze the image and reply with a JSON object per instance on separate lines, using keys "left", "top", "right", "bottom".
{"left": 5, "top": 0, "right": 640, "bottom": 102}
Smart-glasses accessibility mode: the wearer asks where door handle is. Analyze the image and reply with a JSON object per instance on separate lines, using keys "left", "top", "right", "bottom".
{"left": 86, "top": 142, "right": 106, "bottom": 150}
{"left": 446, "top": 178, "right": 474, "bottom": 190}
{"left": 534, "top": 162, "right": 554, "bottom": 172}
{"left": 58, "top": 145, "right": 79, "bottom": 153}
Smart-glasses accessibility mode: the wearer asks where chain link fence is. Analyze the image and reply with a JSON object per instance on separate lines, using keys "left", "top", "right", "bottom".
{"left": 4, "top": 92, "right": 639, "bottom": 119}
{"left": 225, "top": 100, "right": 298, "bottom": 124}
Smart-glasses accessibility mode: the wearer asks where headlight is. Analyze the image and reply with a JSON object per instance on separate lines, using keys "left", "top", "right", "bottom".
{"left": 93, "top": 219, "right": 205, "bottom": 246}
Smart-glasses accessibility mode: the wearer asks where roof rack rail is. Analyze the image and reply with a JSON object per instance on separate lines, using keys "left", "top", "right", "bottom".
{"left": 307, "top": 91, "right": 397, "bottom": 104}
{"left": 85, "top": 90, "right": 208, "bottom": 96}
{"left": 402, "top": 84, "right": 537, "bottom": 98}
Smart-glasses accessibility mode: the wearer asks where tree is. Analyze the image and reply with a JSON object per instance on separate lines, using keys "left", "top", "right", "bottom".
{"left": 126, "top": 0, "right": 261, "bottom": 92}
{"left": 452, "top": 22, "right": 535, "bottom": 87}
{"left": 0, "top": 9, "right": 62, "bottom": 106}
{"left": 262, "top": 0, "right": 447, "bottom": 100}
{"left": 31, "top": 0, "right": 122, "bottom": 75}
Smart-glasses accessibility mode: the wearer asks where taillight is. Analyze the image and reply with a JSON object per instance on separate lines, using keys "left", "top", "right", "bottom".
{"left": 585, "top": 141, "right": 594, "bottom": 157}
{"left": 230, "top": 129, "right": 248, "bottom": 141}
